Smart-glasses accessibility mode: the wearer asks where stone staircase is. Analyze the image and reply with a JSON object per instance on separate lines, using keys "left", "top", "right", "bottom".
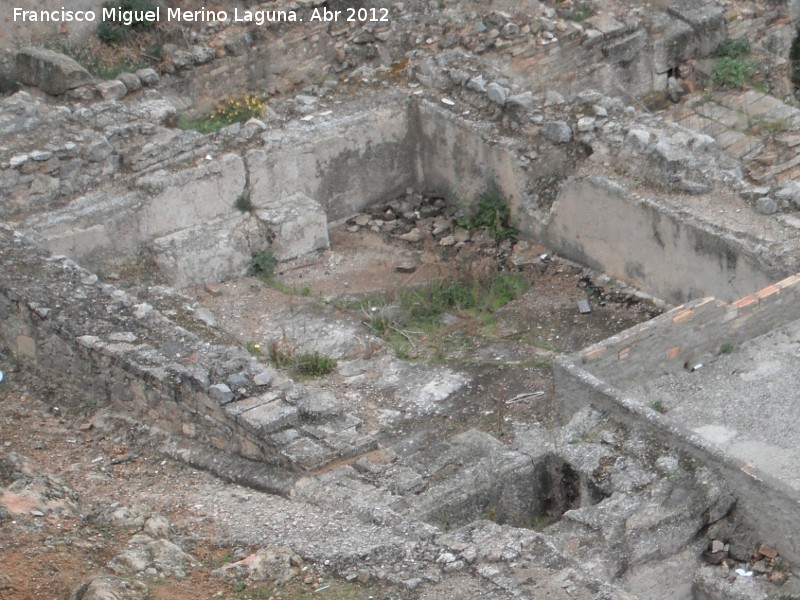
{"left": 669, "top": 90, "right": 800, "bottom": 183}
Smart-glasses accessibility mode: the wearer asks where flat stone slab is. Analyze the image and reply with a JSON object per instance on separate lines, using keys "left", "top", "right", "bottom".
{"left": 280, "top": 437, "right": 337, "bottom": 470}
{"left": 236, "top": 398, "right": 299, "bottom": 434}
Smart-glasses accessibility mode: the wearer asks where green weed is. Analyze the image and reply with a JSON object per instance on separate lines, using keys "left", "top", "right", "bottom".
{"left": 245, "top": 341, "right": 263, "bottom": 356}
{"left": 96, "top": 0, "right": 157, "bottom": 43}
{"left": 96, "top": 0, "right": 158, "bottom": 45}
{"left": 268, "top": 340, "right": 337, "bottom": 379}
{"left": 249, "top": 250, "right": 278, "bottom": 280}
{"left": 528, "top": 514, "right": 555, "bottom": 531}
{"left": 651, "top": 400, "right": 667, "bottom": 414}
{"left": 572, "top": 2, "right": 595, "bottom": 21}
{"left": 465, "top": 188, "right": 518, "bottom": 241}
{"left": 720, "top": 342, "right": 734, "bottom": 355}
{"left": 293, "top": 352, "right": 337, "bottom": 377}
{"left": 235, "top": 190, "right": 254, "bottom": 213}
{"left": 361, "top": 272, "right": 527, "bottom": 360}
{"left": 717, "top": 37, "right": 751, "bottom": 59}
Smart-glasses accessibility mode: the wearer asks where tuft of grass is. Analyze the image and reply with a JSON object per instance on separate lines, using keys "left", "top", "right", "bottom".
{"left": 712, "top": 57, "right": 756, "bottom": 89}
{"left": 245, "top": 341, "right": 263, "bottom": 356}
{"left": 720, "top": 342, "right": 734, "bottom": 355}
{"left": 528, "top": 514, "right": 555, "bottom": 531}
{"left": 268, "top": 339, "right": 337, "bottom": 379}
{"left": 179, "top": 94, "right": 267, "bottom": 134}
{"left": 651, "top": 400, "right": 667, "bottom": 414}
{"left": 572, "top": 2, "right": 595, "bottom": 21}
{"left": 717, "top": 37, "right": 751, "bottom": 59}
{"left": 361, "top": 272, "right": 527, "bottom": 360}
{"left": 293, "top": 352, "right": 337, "bottom": 377}
{"left": 249, "top": 250, "right": 278, "bottom": 280}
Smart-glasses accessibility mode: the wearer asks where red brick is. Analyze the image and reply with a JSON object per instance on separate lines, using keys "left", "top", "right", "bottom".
{"left": 732, "top": 294, "right": 758, "bottom": 309}
{"left": 756, "top": 284, "right": 780, "bottom": 300}
{"left": 584, "top": 347, "right": 607, "bottom": 360}
{"left": 672, "top": 308, "right": 694, "bottom": 323}
{"left": 665, "top": 346, "right": 681, "bottom": 359}
{"left": 776, "top": 274, "right": 800, "bottom": 290}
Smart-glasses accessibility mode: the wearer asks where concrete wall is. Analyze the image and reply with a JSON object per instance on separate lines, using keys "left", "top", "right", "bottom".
{"left": 249, "top": 102, "right": 415, "bottom": 222}
{"left": 543, "top": 176, "right": 783, "bottom": 305}
{"left": 412, "top": 101, "right": 530, "bottom": 212}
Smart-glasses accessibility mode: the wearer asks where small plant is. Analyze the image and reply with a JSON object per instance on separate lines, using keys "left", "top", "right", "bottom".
{"left": 249, "top": 250, "right": 278, "bottom": 280}
{"left": 232, "top": 580, "right": 247, "bottom": 593}
{"left": 245, "top": 341, "right": 262, "bottom": 356}
{"left": 466, "top": 188, "right": 518, "bottom": 241}
{"left": 712, "top": 56, "right": 756, "bottom": 89}
{"left": 179, "top": 94, "right": 267, "bottom": 134}
{"left": 717, "top": 37, "right": 751, "bottom": 59}
{"left": 720, "top": 342, "right": 734, "bottom": 355}
{"left": 235, "top": 190, "right": 254, "bottom": 213}
{"left": 528, "top": 514, "right": 554, "bottom": 531}
{"left": 268, "top": 338, "right": 336, "bottom": 378}
{"left": 572, "top": 2, "right": 595, "bottom": 22}
{"left": 96, "top": 0, "right": 158, "bottom": 45}
{"left": 293, "top": 352, "right": 337, "bottom": 377}
{"left": 651, "top": 400, "right": 667, "bottom": 414}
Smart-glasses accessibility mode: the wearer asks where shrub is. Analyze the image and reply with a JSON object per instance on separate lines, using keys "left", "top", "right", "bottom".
{"left": 572, "top": 2, "right": 595, "bottom": 22}
{"left": 249, "top": 250, "right": 277, "bottom": 280}
{"left": 293, "top": 352, "right": 337, "bottom": 377}
{"left": 711, "top": 56, "right": 755, "bottom": 89}
{"left": 463, "top": 188, "right": 518, "bottom": 241}
{"left": 96, "top": 0, "right": 158, "bottom": 45}
{"left": 234, "top": 190, "right": 254, "bottom": 213}
{"left": 717, "top": 37, "right": 751, "bottom": 59}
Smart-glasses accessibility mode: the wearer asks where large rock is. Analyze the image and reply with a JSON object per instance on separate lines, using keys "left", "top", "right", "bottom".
{"left": 72, "top": 576, "right": 148, "bottom": 600}
{"left": 255, "top": 192, "right": 329, "bottom": 261}
{"left": 16, "top": 47, "right": 93, "bottom": 95}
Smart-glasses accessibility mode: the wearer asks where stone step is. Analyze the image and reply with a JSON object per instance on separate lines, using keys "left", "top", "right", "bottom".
{"left": 752, "top": 152, "right": 800, "bottom": 182}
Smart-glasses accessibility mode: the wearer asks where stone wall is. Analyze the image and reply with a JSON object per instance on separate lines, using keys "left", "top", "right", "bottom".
{"left": 0, "top": 225, "right": 281, "bottom": 466}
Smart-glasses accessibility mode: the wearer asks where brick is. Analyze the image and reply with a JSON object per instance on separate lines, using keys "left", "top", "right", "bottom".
{"left": 584, "top": 346, "right": 608, "bottom": 360}
{"left": 672, "top": 308, "right": 694, "bottom": 323}
{"left": 776, "top": 274, "right": 800, "bottom": 290}
{"left": 756, "top": 284, "right": 780, "bottom": 300}
{"left": 665, "top": 346, "right": 681, "bottom": 359}
{"left": 732, "top": 294, "right": 758, "bottom": 310}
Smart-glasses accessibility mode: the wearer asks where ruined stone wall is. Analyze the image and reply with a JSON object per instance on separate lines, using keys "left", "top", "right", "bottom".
{"left": 0, "top": 225, "right": 291, "bottom": 470}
